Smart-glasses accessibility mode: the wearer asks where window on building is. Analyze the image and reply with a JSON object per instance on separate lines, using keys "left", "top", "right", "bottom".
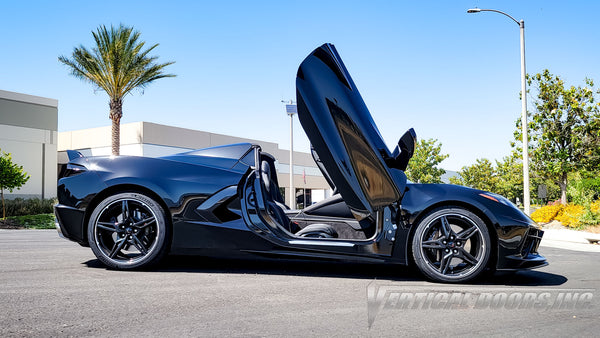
{"left": 295, "top": 188, "right": 312, "bottom": 209}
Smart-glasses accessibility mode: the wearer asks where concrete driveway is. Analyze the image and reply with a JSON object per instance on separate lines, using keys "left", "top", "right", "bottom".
{"left": 1, "top": 230, "right": 599, "bottom": 337}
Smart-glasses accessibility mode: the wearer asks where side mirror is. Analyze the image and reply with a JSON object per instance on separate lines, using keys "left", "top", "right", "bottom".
{"left": 388, "top": 128, "right": 417, "bottom": 171}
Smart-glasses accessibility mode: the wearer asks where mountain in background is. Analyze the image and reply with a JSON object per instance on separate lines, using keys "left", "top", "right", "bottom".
{"left": 441, "top": 170, "right": 458, "bottom": 184}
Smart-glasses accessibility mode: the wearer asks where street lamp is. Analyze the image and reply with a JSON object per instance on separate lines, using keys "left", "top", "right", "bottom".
{"left": 283, "top": 100, "right": 297, "bottom": 208}
{"left": 467, "top": 8, "right": 531, "bottom": 215}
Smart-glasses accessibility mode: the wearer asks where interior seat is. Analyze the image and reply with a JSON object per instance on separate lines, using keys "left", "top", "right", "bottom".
{"left": 260, "top": 159, "right": 337, "bottom": 238}
{"left": 261, "top": 160, "right": 287, "bottom": 208}
{"left": 261, "top": 160, "right": 296, "bottom": 232}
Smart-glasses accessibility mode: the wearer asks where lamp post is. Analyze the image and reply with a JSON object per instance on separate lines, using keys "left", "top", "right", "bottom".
{"left": 283, "top": 100, "right": 297, "bottom": 208}
{"left": 467, "top": 8, "right": 530, "bottom": 215}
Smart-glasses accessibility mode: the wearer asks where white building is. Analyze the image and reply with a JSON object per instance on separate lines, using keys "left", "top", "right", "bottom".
{"left": 58, "top": 121, "right": 332, "bottom": 207}
{"left": 0, "top": 90, "right": 58, "bottom": 199}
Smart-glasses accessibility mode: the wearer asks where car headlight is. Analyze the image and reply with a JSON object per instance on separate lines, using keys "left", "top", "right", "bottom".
{"left": 479, "top": 192, "right": 541, "bottom": 228}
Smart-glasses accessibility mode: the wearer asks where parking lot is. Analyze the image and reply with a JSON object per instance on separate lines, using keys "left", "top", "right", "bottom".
{"left": 1, "top": 230, "right": 599, "bottom": 336}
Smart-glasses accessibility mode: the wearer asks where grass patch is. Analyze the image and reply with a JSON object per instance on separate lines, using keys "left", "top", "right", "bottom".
{"left": 0, "top": 214, "right": 55, "bottom": 229}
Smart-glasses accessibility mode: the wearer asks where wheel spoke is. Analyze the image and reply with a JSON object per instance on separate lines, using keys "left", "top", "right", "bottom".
{"left": 109, "top": 238, "right": 127, "bottom": 258}
{"left": 122, "top": 200, "right": 130, "bottom": 219}
{"left": 439, "top": 216, "right": 452, "bottom": 238}
{"left": 422, "top": 239, "right": 445, "bottom": 250}
{"left": 439, "top": 252, "right": 453, "bottom": 274}
{"left": 97, "top": 222, "right": 118, "bottom": 232}
{"left": 131, "top": 235, "right": 148, "bottom": 255}
{"left": 132, "top": 217, "right": 155, "bottom": 229}
{"left": 458, "top": 248, "right": 478, "bottom": 266}
{"left": 141, "top": 232, "right": 154, "bottom": 248}
{"left": 457, "top": 226, "right": 479, "bottom": 240}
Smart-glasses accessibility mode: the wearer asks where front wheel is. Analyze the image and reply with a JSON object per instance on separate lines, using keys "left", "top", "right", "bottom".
{"left": 412, "top": 207, "right": 491, "bottom": 283}
{"left": 87, "top": 192, "right": 170, "bottom": 269}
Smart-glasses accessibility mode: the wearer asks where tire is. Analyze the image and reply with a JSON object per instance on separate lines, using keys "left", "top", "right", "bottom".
{"left": 411, "top": 207, "right": 491, "bottom": 283}
{"left": 87, "top": 192, "right": 170, "bottom": 269}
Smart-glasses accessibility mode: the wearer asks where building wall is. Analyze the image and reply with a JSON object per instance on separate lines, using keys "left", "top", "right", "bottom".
{"left": 0, "top": 90, "right": 58, "bottom": 199}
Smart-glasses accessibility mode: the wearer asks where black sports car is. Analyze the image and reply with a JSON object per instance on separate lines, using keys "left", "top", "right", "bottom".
{"left": 55, "top": 43, "right": 546, "bottom": 283}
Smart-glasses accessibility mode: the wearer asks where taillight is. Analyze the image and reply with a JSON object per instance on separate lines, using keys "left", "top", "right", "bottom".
{"left": 59, "top": 163, "right": 87, "bottom": 179}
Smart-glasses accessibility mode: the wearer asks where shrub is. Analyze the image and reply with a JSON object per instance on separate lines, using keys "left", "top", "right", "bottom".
{"left": 531, "top": 205, "right": 563, "bottom": 223}
{"left": 1, "top": 214, "right": 55, "bottom": 229}
{"left": 591, "top": 200, "right": 600, "bottom": 214}
{"left": 532, "top": 200, "right": 600, "bottom": 228}
{"left": 567, "top": 177, "right": 600, "bottom": 206}
{"left": 555, "top": 204, "right": 585, "bottom": 228}
{"left": 4, "top": 198, "right": 56, "bottom": 216}
{"left": 579, "top": 200, "right": 600, "bottom": 226}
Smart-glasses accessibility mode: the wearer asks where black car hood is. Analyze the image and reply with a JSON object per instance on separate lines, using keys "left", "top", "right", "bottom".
{"left": 296, "top": 44, "right": 406, "bottom": 219}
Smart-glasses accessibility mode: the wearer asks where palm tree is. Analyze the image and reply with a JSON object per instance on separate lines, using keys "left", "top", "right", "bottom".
{"left": 59, "top": 24, "right": 175, "bottom": 155}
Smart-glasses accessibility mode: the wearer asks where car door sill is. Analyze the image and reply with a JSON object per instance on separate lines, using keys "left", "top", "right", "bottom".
{"left": 288, "top": 239, "right": 355, "bottom": 247}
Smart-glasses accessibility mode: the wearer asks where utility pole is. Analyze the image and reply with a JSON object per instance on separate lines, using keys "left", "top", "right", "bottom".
{"left": 283, "top": 100, "right": 297, "bottom": 208}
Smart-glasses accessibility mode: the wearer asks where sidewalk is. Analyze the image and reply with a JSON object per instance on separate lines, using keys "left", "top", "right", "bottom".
{"left": 540, "top": 224, "right": 600, "bottom": 252}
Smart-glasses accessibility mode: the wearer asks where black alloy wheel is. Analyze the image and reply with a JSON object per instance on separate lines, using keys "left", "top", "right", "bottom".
{"left": 412, "top": 207, "right": 491, "bottom": 283}
{"left": 87, "top": 192, "right": 169, "bottom": 269}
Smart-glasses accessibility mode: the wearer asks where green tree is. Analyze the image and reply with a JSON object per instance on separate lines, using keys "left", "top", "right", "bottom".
{"left": 59, "top": 24, "right": 175, "bottom": 156}
{"left": 514, "top": 70, "right": 600, "bottom": 204}
{"left": 405, "top": 138, "right": 449, "bottom": 183}
{"left": 567, "top": 171, "right": 600, "bottom": 206}
{"left": 449, "top": 158, "right": 498, "bottom": 192}
{"left": 495, "top": 152, "right": 523, "bottom": 201}
{"left": 448, "top": 175, "right": 463, "bottom": 186}
{"left": 0, "top": 150, "right": 30, "bottom": 219}
{"left": 449, "top": 154, "right": 558, "bottom": 204}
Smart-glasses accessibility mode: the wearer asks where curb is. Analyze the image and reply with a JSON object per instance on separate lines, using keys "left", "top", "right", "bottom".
{"left": 542, "top": 228, "right": 600, "bottom": 244}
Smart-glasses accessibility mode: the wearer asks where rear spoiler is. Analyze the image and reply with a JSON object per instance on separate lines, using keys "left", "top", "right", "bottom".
{"left": 66, "top": 150, "right": 84, "bottom": 161}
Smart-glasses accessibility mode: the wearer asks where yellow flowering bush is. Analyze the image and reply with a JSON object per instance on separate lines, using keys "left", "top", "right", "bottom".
{"left": 555, "top": 204, "right": 585, "bottom": 228}
{"left": 591, "top": 200, "right": 600, "bottom": 214}
{"left": 531, "top": 200, "right": 600, "bottom": 228}
{"left": 531, "top": 205, "right": 563, "bottom": 223}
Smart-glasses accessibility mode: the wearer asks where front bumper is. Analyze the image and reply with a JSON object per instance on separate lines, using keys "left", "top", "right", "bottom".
{"left": 498, "top": 227, "right": 547, "bottom": 270}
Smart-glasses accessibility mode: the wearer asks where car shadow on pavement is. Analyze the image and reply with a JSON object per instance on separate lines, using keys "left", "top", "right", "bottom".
{"left": 481, "top": 270, "right": 567, "bottom": 286}
{"left": 86, "top": 256, "right": 424, "bottom": 281}
{"left": 85, "top": 255, "right": 567, "bottom": 286}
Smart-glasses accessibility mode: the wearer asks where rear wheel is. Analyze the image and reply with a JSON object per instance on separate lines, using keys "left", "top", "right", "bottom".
{"left": 412, "top": 207, "right": 491, "bottom": 283}
{"left": 87, "top": 192, "right": 169, "bottom": 269}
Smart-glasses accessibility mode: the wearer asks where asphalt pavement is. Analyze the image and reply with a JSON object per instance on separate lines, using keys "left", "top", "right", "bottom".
{"left": 1, "top": 229, "right": 599, "bottom": 337}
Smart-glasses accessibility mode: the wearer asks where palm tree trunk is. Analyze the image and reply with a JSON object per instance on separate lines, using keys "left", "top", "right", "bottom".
{"left": 109, "top": 99, "right": 123, "bottom": 156}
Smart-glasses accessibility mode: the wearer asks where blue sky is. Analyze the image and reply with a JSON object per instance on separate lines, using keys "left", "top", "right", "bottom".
{"left": 1, "top": 1, "right": 599, "bottom": 170}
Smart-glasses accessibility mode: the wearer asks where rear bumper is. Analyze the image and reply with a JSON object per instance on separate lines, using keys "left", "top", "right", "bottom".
{"left": 54, "top": 204, "right": 86, "bottom": 244}
{"left": 55, "top": 219, "right": 65, "bottom": 238}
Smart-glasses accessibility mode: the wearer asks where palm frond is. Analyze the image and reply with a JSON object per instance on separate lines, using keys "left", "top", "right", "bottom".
{"left": 58, "top": 24, "right": 176, "bottom": 101}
